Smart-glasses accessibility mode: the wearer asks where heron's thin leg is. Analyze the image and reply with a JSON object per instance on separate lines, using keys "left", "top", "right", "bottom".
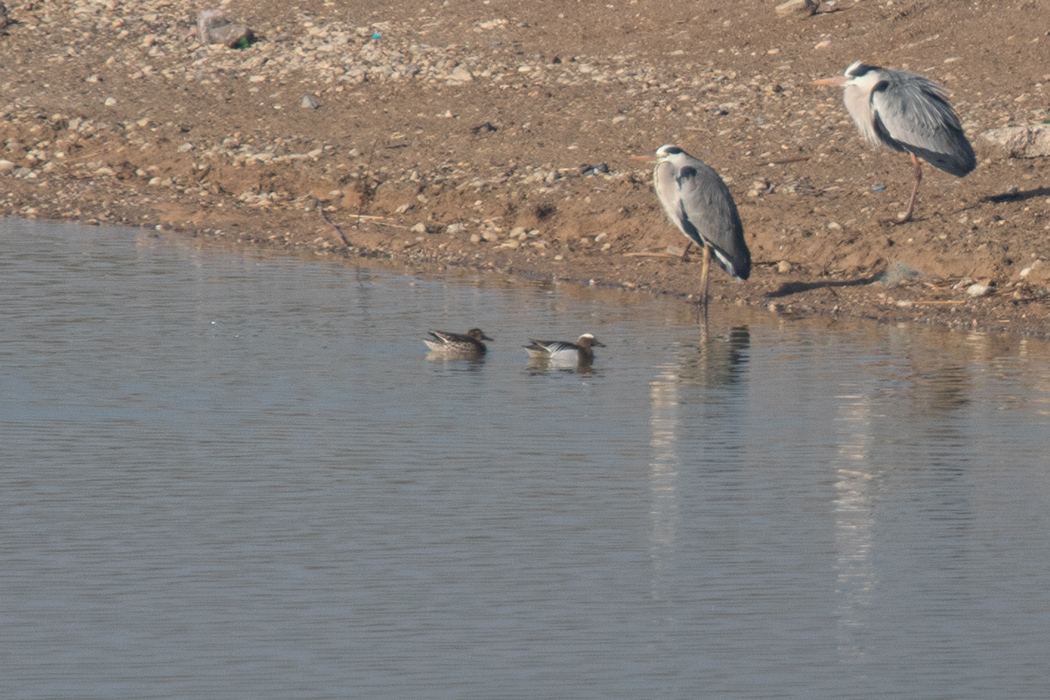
{"left": 697, "top": 244, "right": 711, "bottom": 332}
{"left": 900, "top": 153, "right": 923, "bottom": 222}
{"left": 700, "top": 244, "right": 711, "bottom": 308}
{"left": 680, "top": 240, "right": 693, "bottom": 261}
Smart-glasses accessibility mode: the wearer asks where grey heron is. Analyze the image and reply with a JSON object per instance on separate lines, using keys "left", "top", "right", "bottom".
{"left": 524, "top": 333, "right": 605, "bottom": 365}
{"left": 634, "top": 145, "right": 751, "bottom": 314}
{"left": 424, "top": 328, "right": 492, "bottom": 356}
{"left": 814, "top": 61, "right": 976, "bottom": 222}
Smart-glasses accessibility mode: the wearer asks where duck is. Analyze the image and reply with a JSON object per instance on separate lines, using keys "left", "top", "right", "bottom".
{"left": 524, "top": 333, "right": 605, "bottom": 364}
{"left": 424, "top": 328, "right": 492, "bottom": 356}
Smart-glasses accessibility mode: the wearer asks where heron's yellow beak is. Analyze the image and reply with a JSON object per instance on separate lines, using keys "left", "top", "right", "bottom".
{"left": 813, "top": 76, "right": 847, "bottom": 86}
{"left": 629, "top": 155, "right": 658, "bottom": 163}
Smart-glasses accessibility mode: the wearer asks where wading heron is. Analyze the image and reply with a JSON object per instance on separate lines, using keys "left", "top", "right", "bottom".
{"left": 634, "top": 145, "right": 751, "bottom": 316}
{"left": 814, "top": 61, "right": 976, "bottom": 222}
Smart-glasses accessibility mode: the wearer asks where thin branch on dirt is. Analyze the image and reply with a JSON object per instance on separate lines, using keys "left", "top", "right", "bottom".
{"left": 624, "top": 251, "right": 678, "bottom": 258}
{"left": 357, "top": 216, "right": 413, "bottom": 231}
{"left": 317, "top": 203, "right": 351, "bottom": 248}
{"left": 356, "top": 138, "right": 380, "bottom": 230}
{"left": 766, "top": 156, "right": 811, "bottom": 165}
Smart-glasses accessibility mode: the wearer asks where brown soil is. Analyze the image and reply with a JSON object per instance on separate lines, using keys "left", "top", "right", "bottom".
{"left": 2, "top": 0, "right": 1049, "bottom": 335}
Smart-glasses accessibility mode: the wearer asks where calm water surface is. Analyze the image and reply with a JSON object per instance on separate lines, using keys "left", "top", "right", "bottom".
{"left": 2, "top": 219, "right": 1050, "bottom": 699}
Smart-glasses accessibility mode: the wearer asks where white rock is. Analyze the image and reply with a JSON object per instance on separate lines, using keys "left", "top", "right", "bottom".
{"left": 981, "top": 125, "right": 1050, "bottom": 158}
{"left": 446, "top": 223, "right": 466, "bottom": 234}
{"left": 967, "top": 283, "right": 991, "bottom": 297}
{"left": 449, "top": 66, "right": 473, "bottom": 82}
{"left": 410, "top": 222, "right": 427, "bottom": 234}
{"left": 775, "top": 0, "right": 817, "bottom": 20}
{"left": 0, "top": 160, "right": 15, "bottom": 172}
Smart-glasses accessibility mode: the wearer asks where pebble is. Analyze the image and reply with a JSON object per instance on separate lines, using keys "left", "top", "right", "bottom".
{"left": 445, "top": 223, "right": 466, "bottom": 234}
{"left": 967, "top": 283, "right": 991, "bottom": 297}
{"left": 775, "top": 0, "right": 817, "bottom": 19}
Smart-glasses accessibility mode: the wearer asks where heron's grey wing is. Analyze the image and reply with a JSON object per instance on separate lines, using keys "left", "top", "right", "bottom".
{"left": 675, "top": 163, "right": 751, "bottom": 280}
{"left": 871, "top": 73, "right": 976, "bottom": 177}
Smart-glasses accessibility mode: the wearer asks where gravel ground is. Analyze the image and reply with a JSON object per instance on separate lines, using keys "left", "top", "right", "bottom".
{"left": 2, "top": 0, "right": 1050, "bottom": 336}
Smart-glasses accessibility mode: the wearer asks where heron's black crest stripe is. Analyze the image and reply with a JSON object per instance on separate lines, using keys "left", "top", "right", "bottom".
{"left": 846, "top": 62, "right": 879, "bottom": 78}
{"left": 663, "top": 146, "right": 683, "bottom": 155}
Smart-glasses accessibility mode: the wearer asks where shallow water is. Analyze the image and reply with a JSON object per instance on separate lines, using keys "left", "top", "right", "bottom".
{"left": 2, "top": 218, "right": 1050, "bottom": 699}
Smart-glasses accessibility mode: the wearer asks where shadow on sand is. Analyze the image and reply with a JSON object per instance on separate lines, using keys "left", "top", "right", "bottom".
{"left": 984, "top": 186, "right": 1050, "bottom": 204}
{"left": 767, "top": 274, "right": 882, "bottom": 299}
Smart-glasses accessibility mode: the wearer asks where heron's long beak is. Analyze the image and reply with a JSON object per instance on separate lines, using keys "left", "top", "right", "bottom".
{"left": 629, "top": 155, "right": 657, "bottom": 163}
{"left": 813, "top": 76, "right": 847, "bottom": 86}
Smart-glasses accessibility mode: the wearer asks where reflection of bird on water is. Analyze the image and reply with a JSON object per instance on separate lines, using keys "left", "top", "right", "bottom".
{"left": 524, "top": 333, "right": 605, "bottom": 366}
{"left": 676, "top": 326, "right": 751, "bottom": 389}
{"left": 424, "top": 328, "right": 492, "bottom": 357}
{"left": 814, "top": 61, "right": 976, "bottom": 223}
{"left": 633, "top": 145, "right": 751, "bottom": 319}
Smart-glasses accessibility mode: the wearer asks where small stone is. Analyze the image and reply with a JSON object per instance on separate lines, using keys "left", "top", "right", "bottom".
{"left": 967, "top": 283, "right": 991, "bottom": 297}
{"left": 104, "top": 97, "right": 117, "bottom": 106}
{"left": 446, "top": 223, "right": 466, "bottom": 234}
{"left": 449, "top": 65, "right": 474, "bottom": 82}
{"left": 775, "top": 0, "right": 817, "bottom": 19}
{"left": 300, "top": 95, "right": 320, "bottom": 109}
{"left": 197, "top": 9, "right": 254, "bottom": 48}
{"left": 410, "top": 222, "right": 427, "bottom": 234}
{"left": 481, "top": 229, "right": 500, "bottom": 242}
{"left": 777, "top": 260, "right": 792, "bottom": 274}
{"left": 0, "top": 160, "right": 15, "bottom": 172}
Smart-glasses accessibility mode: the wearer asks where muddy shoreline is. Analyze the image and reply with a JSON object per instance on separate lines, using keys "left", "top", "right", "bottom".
{"left": 3, "top": 0, "right": 1049, "bottom": 337}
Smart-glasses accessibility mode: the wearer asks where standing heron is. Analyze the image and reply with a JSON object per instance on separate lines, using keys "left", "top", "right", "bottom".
{"left": 634, "top": 145, "right": 751, "bottom": 316}
{"left": 814, "top": 61, "right": 976, "bottom": 222}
